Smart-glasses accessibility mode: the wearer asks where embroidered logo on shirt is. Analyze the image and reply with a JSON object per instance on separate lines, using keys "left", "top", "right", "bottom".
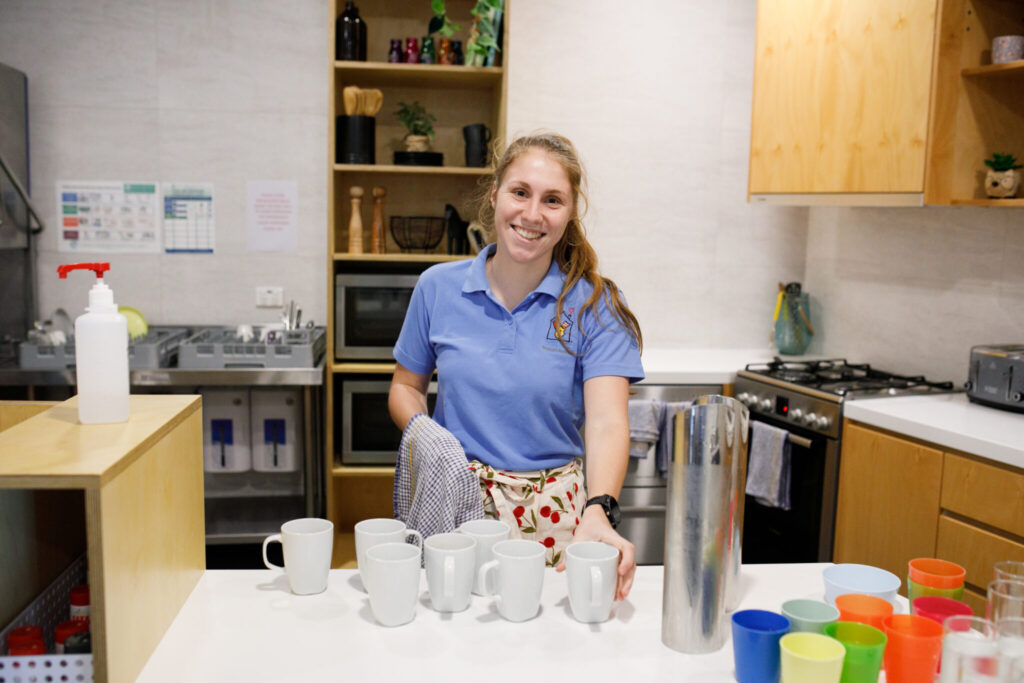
{"left": 546, "top": 307, "right": 574, "bottom": 343}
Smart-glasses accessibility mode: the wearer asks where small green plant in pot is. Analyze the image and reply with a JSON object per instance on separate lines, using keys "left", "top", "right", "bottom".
{"left": 395, "top": 101, "right": 436, "bottom": 152}
{"left": 984, "top": 153, "right": 1022, "bottom": 198}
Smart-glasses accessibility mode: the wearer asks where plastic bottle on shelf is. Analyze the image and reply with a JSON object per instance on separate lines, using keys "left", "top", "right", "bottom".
{"left": 420, "top": 36, "right": 436, "bottom": 64}
{"left": 70, "top": 584, "right": 90, "bottom": 622}
{"left": 387, "top": 38, "right": 403, "bottom": 63}
{"left": 405, "top": 37, "right": 420, "bottom": 64}
{"left": 55, "top": 619, "right": 89, "bottom": 654}
{"left": 7, "top": 625, "right": 44, "bottom": 655}
{"left": 58, "top": 263, "right": 129, "bottom": 424}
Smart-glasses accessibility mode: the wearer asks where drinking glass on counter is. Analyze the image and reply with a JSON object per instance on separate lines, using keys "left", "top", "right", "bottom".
{"left": 823, "top": 621, "right": 886, "bottom": 683}
{"left": 883, "top": 614, "right": 944, "bottom": 683}
{"left": 835, "top": 593, "right": 894, "bottom": 632}
{"left": 988, "top": 579, "right": 1024, "bottom": 622}
{"left": 730, "top": 609, "right": 791, "bottom": 683}
{"left": 995, "top": 562, "right": 1024, "bottom": 583}
{"left": 939, "top": 616, "right": 998, "bottom": 683}
{"left": 778, "top": 632, "right": 845, "bottom": 683}
{"left": 908, "top": 558, "right": 966, "bottom": 602}
{"left": 780, "top": 599, "right": 840, "bottom": 634}
{"left": 997, "top": 617, "right": 1024, "bottom": 681}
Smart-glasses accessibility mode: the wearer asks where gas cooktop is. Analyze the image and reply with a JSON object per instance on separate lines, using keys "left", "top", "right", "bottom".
{"left": 741, "top": 358, "right": 957, "bottom": 400}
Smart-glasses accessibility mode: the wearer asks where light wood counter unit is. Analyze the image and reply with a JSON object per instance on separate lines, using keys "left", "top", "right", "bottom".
{"left": 0, "top": 395, "right": 205, "bottom": 683}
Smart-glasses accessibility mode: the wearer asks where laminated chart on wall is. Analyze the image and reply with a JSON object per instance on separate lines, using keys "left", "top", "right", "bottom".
{"left": 57, "top": 181, "right": 161, "bottom": 253}
{"left": 162, "top": 182, "right": 215, "bottom": 253}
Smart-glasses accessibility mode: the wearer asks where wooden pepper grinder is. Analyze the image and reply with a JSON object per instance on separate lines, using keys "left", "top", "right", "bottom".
{"left": 347, "top": 185, "right": 364, "bottom": 254}
{"left": 371, "top": 186, "right": 386, "bottom": 253}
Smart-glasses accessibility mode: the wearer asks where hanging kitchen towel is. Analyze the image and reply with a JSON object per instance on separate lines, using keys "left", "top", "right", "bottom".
{"left": 745, "top": 421, "right": 792, "bottom": 510}
{"left": 655, "top": 401, "right": 693, "bottom": 477}
{"left": 628, "top": 399, "right": 664, "bottom": 459}
{"left": 394, "top": 413, "right": 485, "bottom": 540}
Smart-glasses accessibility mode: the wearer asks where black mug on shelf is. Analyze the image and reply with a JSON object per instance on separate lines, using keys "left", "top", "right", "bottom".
{"left": 336, "top": 115, "right": 375, "bottom": 164}
{"left": 463, "top": 123, "right": 492, "bottom": 168}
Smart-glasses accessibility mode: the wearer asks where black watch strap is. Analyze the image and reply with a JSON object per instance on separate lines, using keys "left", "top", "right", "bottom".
{"left": 584, "top": 494, "right": 621, "bottom": 529}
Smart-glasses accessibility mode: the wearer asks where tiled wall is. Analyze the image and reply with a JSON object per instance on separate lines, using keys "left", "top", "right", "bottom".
{"left": 804, "top": 207, "right": 1024, "bottom": 381}
{"left": 505, "top": 0, "right": 809, "bottom": 349}
{"left": 0, "top": 0, "right": 329, "bottom": 327}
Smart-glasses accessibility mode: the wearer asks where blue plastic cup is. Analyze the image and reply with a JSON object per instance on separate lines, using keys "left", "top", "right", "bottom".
{"left": 732, "top": 609, "right": 791, "bottom": 683}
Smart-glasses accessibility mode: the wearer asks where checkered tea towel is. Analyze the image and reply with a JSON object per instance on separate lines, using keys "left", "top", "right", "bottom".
{"left": 393, "top": 413, "right": 485, "bottom": 539}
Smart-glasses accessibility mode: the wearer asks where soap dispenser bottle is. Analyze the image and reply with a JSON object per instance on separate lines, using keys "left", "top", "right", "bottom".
{"left": 58, "top": 262, "right": 129, "bottom": 424}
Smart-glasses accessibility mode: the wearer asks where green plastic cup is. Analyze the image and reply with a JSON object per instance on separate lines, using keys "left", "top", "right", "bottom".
{"left": 907, "top": 575, "right": 964, "bottom": 602}
{"left": 824, "top": 621, "right": 887, "bottom": 683}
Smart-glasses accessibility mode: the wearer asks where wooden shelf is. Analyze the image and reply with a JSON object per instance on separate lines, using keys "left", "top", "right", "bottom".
{"left": 332, "top": 252, "right": 469, "bottom": 262}
{"left": 961, "top": 61, "right": 1024, "bottom": 80}
{"left": 333, "top": 465, "right": 395, "bottom": 477}
{"left": 334, "top": 61, "right": 503, "bottom": 88}
{"left": 334, "top": 163, "right": 490, "bottom": 175}
{"left": 332, "top": 361, "right": 396, "bottom": 374}
{"left": 332, "top": 531, "right": 357, "bottom": 568}
{"left": 950, "top": 197, "right": 1024, "bottom": 207}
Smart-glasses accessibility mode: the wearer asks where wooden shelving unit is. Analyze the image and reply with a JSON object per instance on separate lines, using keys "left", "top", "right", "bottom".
{"left": 333, "top": 163, "right": 491, "bottom": 175}
{"left": 924, "top": 0, "right": 1024, "bottom": 204}
{"left": 326, "top": 0, "right": 508, "bottom": 565}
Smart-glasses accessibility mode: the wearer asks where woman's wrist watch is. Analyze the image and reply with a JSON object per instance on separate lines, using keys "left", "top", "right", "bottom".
{"left": 583, "top": 495, "right": 621, "bottom": 529}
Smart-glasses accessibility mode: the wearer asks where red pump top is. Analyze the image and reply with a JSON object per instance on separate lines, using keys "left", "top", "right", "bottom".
{"left": 57, "top": 262, "right": 110, "bottom": 279}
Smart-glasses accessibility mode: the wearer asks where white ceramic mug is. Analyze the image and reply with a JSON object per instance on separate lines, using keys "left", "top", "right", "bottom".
{"left": 477, "top": 539, "right": 546, "bottom": 622}
{"left": 457, "top": 519, "right": 511, "bottom": 596}
{"left": 364, "top": 542, "right": 421, "bottom": 627}
{"left": 354, "top": 518, "right": 423, "bottom": 592}
{"left": 425, "top": 533, "right": 477, "bottom": 613}
{"left": 262, "top": 517, "right": 334, "bottom": 595}
{"left": 565, "top": 541, "right": 619, "bottom": 623}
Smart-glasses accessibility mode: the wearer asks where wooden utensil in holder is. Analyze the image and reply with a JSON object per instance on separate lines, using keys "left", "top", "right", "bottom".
{"left": 347, "top": 186, "right": 364, "bottom": 254}
{"left": 371, "top": 186, "right": 386, "bottom": 253}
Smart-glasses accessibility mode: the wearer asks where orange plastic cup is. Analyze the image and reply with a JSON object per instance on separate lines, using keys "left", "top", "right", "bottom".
{"left": 835, "top": 593, "right": 894, "bottom": 632}
{"left": 883, "top": 614, "right": 944, "bottom": 683}
{"left": 908, "top": 558, "right": 966, "bottom": 590}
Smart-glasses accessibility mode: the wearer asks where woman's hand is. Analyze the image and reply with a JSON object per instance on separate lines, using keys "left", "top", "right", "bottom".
{"left": 556, "top": 505, "right": 636, "bottom": 601}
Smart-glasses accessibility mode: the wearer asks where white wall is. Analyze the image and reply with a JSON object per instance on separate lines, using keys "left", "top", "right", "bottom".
{"left": 0, "top": 0, "right": 808, "bottom": 352}
{"left": 0, "top": 0, "right": 329, "bottom": 327}
{"left": 804, "top": 207, "right": 1024, "bottom": 381}
{"left": 506, "top": 0, "right": 808, "bottom": 349}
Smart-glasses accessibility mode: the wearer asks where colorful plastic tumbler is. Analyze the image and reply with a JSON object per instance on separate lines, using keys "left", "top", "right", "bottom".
{"left": 824, "top": 621, "right": 887, "bottom": 683}
{"left": 883, "top": 614, "right": 944, "bottom": 683}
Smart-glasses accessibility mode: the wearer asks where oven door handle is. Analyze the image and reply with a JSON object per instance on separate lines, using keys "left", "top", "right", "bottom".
{"left": 787, "top": 434, "right": 813, "bottom": 449}
{"left": 621, "top": 505, "right": 665, "bottom": 514}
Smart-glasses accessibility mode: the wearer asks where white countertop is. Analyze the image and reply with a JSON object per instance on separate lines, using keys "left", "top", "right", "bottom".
{"left": 844, "top": 392, "right": 1024, "bottom": 469}
{"left": 640, "top": 347, "right": 786, "bottom": 384}
{"left": 137, "top": 563, "right": 838, "bottom": 682}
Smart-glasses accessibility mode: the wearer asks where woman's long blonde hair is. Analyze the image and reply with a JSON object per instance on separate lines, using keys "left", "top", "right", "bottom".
{"left": 478, "top": 133, "right": 643, "bottom": 354}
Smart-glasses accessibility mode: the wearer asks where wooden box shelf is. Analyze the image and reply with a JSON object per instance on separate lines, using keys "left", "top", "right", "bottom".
{"left": 0, "top": 395, "right": 204, "bottom": 682}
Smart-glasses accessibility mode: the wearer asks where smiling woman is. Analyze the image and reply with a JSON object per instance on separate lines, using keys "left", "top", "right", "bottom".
{"left": 388, "top": 132, "right": 645, "bottom": 601}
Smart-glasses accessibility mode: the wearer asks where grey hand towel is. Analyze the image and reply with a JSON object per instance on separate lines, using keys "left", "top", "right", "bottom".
{"left": 655, "top": 400, "right": 692, "bottom": 477}
{"left": 745, "top": 421, "right": 792, "bottom": 510}
{"left": 628, "top": 398, "right": 664, "bottom": 459}
{"left": 394, "top": 414, "right": 485, "bottom": 540}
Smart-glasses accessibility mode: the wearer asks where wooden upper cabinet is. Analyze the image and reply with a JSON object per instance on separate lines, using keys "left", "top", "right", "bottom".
{"left": 749, "top": 0, "right": 938, "bottom": 199}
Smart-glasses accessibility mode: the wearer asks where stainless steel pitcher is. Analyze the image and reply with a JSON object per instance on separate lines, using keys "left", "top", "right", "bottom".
{"left": 661, "top": 396, "right": 749, "bottom": 653}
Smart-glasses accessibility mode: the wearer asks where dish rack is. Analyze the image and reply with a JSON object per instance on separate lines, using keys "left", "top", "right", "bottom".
{"left": 0, "top": 554, "right": 93, "bottom": 681}
{"left": 18, "top": 327, "right": 190, "bottom": 371}
{"left": 177, "top": 326, "right": 325, "bottom": 369}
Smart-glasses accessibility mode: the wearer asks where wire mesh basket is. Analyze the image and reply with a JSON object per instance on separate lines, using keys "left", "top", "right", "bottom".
{"left": 389, "top": 216, "right": 445, "bottom": 252}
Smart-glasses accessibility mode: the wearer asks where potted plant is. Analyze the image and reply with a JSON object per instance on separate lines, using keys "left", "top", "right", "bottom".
{"left": 984, "top": 153, "right": 1022, "bottom": 198}
{"left": 395, "top": 101, "right": 436, "bottom": 152}
{"left": 429, "top": 0, "right": 503, "bottom": 67}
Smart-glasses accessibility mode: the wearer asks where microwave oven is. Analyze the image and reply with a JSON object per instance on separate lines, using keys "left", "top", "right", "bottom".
{"left": 334, "top": 273, "right": 420, "bottom": 360}
{"left": 340, "top": 378, "right": 438, "bottom": 465}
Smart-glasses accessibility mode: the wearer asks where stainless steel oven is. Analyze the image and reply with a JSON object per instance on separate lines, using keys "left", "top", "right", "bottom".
{"left": 340, "top": 378, "right": 437, "bottom": 465}
{"left": 334, "top": 274, "right": 419, "bottom": 360}
{"left": 735, "top": 358, "right": 955, "bottom": 564}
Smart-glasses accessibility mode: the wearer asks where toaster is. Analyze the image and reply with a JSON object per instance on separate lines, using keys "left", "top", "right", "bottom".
{"left": 967, "top": 344, "right": 1024, "bottom": 413}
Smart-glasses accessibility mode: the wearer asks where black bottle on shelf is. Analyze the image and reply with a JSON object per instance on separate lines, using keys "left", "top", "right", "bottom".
{"left": 336, "top": 2, "right": 367, "bottom": 61}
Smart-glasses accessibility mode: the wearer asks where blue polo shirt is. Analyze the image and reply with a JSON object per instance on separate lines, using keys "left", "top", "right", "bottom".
{"left": 393, "top": 243, "right": 644, "bottom": 470}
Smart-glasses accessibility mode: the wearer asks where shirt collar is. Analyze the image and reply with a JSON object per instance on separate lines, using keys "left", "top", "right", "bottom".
{"left": 461, "top": 243, "right": 565, "bottom": 299}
